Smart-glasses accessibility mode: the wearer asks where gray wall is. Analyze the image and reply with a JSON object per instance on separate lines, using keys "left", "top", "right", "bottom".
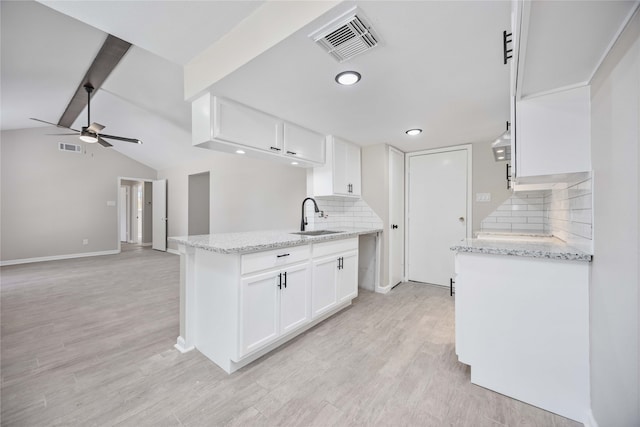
{"left": 188, "top": 172, "right": 210, "bottom": 235}
{"left": 589, "top": 9, "right": 639, "bottom": 426}
{"left": 1, "top": 127, "right": 157, "bottom": 262}
{"left": 158, "top": 151, "right": 306, "bottom": 251}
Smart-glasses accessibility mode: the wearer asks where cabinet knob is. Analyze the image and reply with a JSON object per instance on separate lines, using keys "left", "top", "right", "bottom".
{"left": 391, "top": 224, "right": 398, "bottom": 229}
{"left": 458, "top": 217, "right": 465, "bottom": 222}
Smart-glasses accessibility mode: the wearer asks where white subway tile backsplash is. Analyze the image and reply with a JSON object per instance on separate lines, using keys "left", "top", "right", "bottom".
{"left": 481, "top": 178, "right": 593, "bottom": 254}
{"left": 306, "top": 197, "right": 383, "bottom": 230}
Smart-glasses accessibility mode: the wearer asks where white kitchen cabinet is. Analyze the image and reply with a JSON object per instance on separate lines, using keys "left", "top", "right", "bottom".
{"left": 283, "top": 122, "right": 326, "bottom": 164}
{"left": 180, "top": 235, "right": 362, "bottom": 374}
{"left": 213, "top": 96, "right": 282, "bottom": 153}
{"left": 192, "top": 94, "right": 325, "bottom": 167}
{"left": 454, "top": 251, "right": 590, "bottom": 422}
{"left": 307, "top": 135, "right": 361, "bottom": 198}
{"left": 239, "top": 262, "right": 310, "bottom": 357}
{"left": 514, "top": 86, "right": 591, "bottom": 182}
{"left": 311, "top": 238, "right": 359, "bottom": 318}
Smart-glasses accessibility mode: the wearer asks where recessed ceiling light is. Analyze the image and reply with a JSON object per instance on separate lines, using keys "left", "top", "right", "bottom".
{"left": 498, "top": 156, "right": 505, "bottom": 160}
{"left": 235, "top": 149, "right": 245, "bottom": 154}
{"left": 291, "top": 161, "right": 299, "bottom": 165}
{"left": 405, "top": 128, "right": 422, "bottom": 136}
{"left": 496, "top": 149, "right": 504, "bottom": 153}
{"left": 335, "top": 71, "right": 361, "bottom": 86}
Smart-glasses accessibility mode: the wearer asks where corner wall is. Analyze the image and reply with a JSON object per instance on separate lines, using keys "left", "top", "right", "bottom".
{"left": 0, "top": 127, "right": 157, "bottom": 263}
{"left": 589, "top": 8, "right": 639, "bottom": 426}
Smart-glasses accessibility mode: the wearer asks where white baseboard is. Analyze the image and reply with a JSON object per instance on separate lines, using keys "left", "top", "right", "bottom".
{"left": 0, "top": 250, "right": 120, "bottom": 267}
{"left": 167, "top": 248, "right": 180, "bottom": 256}
{"left": 376, "top": 284, "right": 392, "bottom": 294}
{"left": 174, "top": 337, "right": 194, "bottom": 353}
{"left": 584, "top": 410, "right": 599, "bottom": 427}
{"left": 141, "top": 243, "right": 152, "bottom": 247}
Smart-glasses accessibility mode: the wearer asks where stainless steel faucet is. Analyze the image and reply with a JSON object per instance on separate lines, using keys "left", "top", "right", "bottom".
{"left": 300, "top": 197, "right": 320, "bottom": 231}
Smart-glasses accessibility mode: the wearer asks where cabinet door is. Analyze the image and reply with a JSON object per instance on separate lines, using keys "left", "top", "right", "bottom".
{"left": 347, "top": 143, "right": 361, "bottom": 196}
{"left": 239, "top": 270, "right": 280, "bottom": 357}
{"left": 283, "top": 123, "right": 325, "bottom": 164}
{"left": 214, "top": 97, "right": 282, "bottom": 153}
{"left": 280, "top": 263, "right": 311, "bottom": 334}
{"left": 332, "top": 138, "right": 350, "bottom": 195}
{"left": 311, "top": 256, "right": 339, "bottom": 318}
{"left": 337, "top": 251, "right": 358, "bottom": 303}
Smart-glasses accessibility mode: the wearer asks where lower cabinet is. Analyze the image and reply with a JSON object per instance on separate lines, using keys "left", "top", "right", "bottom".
{"left": 311, "top": 249, "right": 358, "bottom": 318}
{"left": 239, "top": 262, "right": 310, "bottom": 358}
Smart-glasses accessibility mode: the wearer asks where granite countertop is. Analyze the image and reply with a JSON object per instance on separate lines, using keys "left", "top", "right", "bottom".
{"left": 169, "top": 227, "right": 382, "bottom": 254}
{"left": 451, "top": 236, "right": 592, "bottom": 262}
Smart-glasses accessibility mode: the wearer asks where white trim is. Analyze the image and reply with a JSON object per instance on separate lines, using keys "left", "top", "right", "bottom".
{"left": 587, "top": 3, "right": 640, "bottom": 84}
{"left": 141, "top": 243, "right": 152, "bottom": 247}
{"left": 167, "top": 248, "right": 180, "bottom": 256}
{"left": 520, "top": 81, "right": 590, "bottom": 101}
{"left": 174, "top": 337, "right": 195, "bottom": 353}
{"left": 1, "top": 250, "right": 119, "bottom": 267}
{"left": 583, "top": 410, "right": 599, "bottom": 427}
{"left": 377, "top": 284, "right": 392, "bottom": 294}
{"left": 117, "top": 176, "right": 155, "bottom": 253}
{"left": 388, "top": 145, "right": 405, "bottom": 288}
{"left": 404, "top": 144, "right": 473, "bottom": 282}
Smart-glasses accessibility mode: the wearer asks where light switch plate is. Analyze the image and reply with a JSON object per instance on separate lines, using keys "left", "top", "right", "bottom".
{"left": 476, "top": 193, "right": 491, "bottom": 202}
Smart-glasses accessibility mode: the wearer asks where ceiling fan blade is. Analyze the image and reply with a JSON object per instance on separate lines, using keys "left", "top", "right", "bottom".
{"left": 100, "top": 134, "right": 142, "bottom": 144}
{"left": 46, "top": 133, "right": 79, "bottom": 136}
{"left": 58, "top": 35, "right": 132, "bottom": 128}
{"left": 88, "top": 122, "right": 105, "bottom": 133}
{"left": 30, "top": 118, "right": 80, "bottom": 132}
{"left": 97, "top": 137, "right": 113, "bottom": 148}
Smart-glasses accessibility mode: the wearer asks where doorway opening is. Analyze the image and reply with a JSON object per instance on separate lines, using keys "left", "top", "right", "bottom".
{"left": 188, "top": 171, "right": 210, "bottom": 236}
{"left": 117, "top": 177, "right": 155, "bottom": 253}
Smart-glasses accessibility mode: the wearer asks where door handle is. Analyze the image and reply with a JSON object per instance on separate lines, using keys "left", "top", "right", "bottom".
{"left": 458, "top": 217, "right": 465, "bottom": 222}
{"left": 391, "top": 224, "right": 398, "bottom": 229}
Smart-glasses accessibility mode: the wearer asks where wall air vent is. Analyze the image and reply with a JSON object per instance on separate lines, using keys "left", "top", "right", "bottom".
{"left": 58, "top": 142, "right": 82, "bottom": 153}
{"left": 310, "top": 9, "right": 379, "bottom": 63}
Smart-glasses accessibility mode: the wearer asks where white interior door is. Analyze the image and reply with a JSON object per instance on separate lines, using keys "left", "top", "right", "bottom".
{"left": 120, "top": 185, "right": 129, "bottom": 242}
{"left": 389, "top": 147, "right": 405, "bottom": 287}
{"left": 152, "top": 179, "right": 167, "bottom": 251}
{"left": 407, "top": 149, "right": 469, "bottom": 286}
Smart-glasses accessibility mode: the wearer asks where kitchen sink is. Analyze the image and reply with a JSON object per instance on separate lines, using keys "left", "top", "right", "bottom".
{"left": 291, "top": 230, "right": 342, "bottom": 236}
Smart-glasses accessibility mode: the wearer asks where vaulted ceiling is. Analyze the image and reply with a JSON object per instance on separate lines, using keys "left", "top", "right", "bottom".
{"left": 2, "top": 1, "right": 637, "bottom": 170}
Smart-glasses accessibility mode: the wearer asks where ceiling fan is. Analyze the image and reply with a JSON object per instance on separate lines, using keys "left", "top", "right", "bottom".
{"left": 31, "top": 84, "right": 142, "bottom": 147}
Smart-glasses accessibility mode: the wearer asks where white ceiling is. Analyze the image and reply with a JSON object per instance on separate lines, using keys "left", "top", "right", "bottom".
{"left": 520, "top": 1, "right": 638, "bottom": 97}
{"left": 210, "top": 1, "right": 512, "bottom": 153}
{"left": 2, "top": 1, "right": 637, "bottom": 171}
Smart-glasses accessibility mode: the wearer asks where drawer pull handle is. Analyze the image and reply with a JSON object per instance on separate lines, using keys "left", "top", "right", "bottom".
{"left": 277, "top": 253, "right": 290, "bottom": 258}
{"left": 270, "top": 146, "right": 281, "bottom": 151}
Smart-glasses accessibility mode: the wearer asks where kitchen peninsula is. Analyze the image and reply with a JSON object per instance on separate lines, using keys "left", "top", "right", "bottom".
{"left": 169, "top": 228, "right": 381, "bottom": 373}
{"left": 451, "top": 235, "right": 592, "bottom": 422}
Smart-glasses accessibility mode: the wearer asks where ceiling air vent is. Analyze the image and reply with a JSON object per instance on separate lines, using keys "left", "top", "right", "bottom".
{"left": 59, "top": 142, "right": 82, "bottom": 153}
{"left": 310, "top": 9, "right": 379, "bottom": 62}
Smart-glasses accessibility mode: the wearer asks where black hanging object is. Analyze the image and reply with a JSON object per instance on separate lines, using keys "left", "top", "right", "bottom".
{"left": 503, "top": 30, "right": 513, "bottom": 65}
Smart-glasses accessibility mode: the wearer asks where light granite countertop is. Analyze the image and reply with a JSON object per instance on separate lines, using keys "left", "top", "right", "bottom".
{"left": 451, "top": 236, "right": 592, "bottom": 262}
{"left": 169, "top": 227, "right": 382, "bottom": 254}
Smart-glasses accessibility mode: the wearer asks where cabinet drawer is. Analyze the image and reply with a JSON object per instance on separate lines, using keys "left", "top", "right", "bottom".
{"left": 312, "top": 237, "right": 358, "bottom": 258}
{"left": 242, "top": 245, "right": 310, "bottom": 275}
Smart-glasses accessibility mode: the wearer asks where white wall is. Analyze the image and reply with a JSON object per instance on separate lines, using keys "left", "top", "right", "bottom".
{"left": 0, "top": 127, "right": 157, "bottom": 263}
{"left": 158, "top": 150, "right": 306, "bottom": 251}
{"left": 589, "top": 9, "right": 639, "bottom": 426}
{"left": 187, "top": 172, "right": 210, "bottom": 235}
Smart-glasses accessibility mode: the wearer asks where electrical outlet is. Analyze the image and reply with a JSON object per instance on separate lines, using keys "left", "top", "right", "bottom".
{"left": 476, "top": 193, "right": 491, "bottom": 202}
{"left": 82, "top": 239, "right": 89, "bottom": 245}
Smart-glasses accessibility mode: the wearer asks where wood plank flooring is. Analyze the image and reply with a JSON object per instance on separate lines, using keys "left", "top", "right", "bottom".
{"left": 1, "top": 245, "right": 581, "bottom": 426}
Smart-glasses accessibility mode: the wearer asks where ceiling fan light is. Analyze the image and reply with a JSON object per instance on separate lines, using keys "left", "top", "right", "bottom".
{"left": 335, "top": 71, "right": 361, "bottom": 85}
{"left": 79, "top": 134, "right": 98, "bottom": 143}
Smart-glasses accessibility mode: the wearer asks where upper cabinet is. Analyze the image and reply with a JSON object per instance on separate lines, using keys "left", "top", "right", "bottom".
{"left": 283, "top": 122, "right": 326, "bottom": 164}
{"left": 307, "top": 135, "right": 361, "bottom": 198}
{"left": 213, "top": 96, "right": 282, "bottom": 153}
{"left": 192, "top": 94, "right": 325, "bottom": 168}
{"left": 515, "top": 86, "right": 591, "bottom": 182}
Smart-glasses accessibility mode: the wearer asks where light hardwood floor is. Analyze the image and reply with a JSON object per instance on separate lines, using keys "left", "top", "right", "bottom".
{"left": 1, "top": 245, "right": 581, "bottom": 426}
